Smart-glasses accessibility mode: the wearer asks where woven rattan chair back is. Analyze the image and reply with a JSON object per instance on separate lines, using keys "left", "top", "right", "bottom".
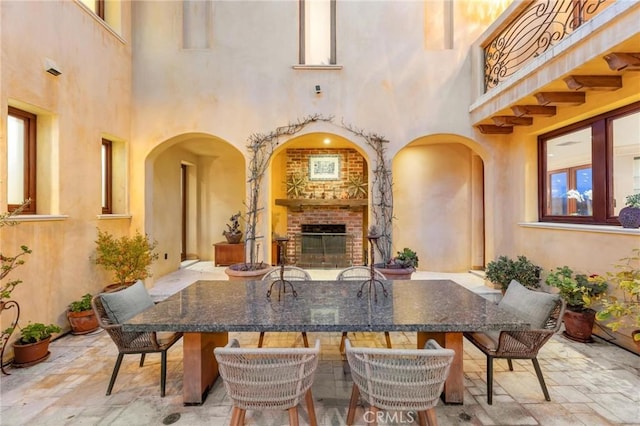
{"left": 258, "top": 266, "right": 312, "bottom": 348}
{"left": 214, "top": 339, "right": 321, "bottom": 426}
{"left": 336, "top": 267, "right": 391, "bottom": 351}
{"left": 92, "top": 294, "right": 182, "bottom": 397}
{"left": 345, "top": 338, "right": 454, "bottom": 426}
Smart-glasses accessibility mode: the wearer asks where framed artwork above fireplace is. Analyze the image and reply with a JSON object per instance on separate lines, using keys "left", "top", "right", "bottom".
{"left": 309, "top": 154, "right": 340, "bottom": 180}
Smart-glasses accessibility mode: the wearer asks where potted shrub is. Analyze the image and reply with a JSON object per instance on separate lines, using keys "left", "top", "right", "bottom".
{"left": 485, "top": 255, "right": 542, "bottom": 293}
{"left": 94, "top": 229, "right": 159, "bottom": 291}
{"left": 222, "top": 211, "right": 243, "bottom": 244}
{"left": 375, "top": 247, "right": 419, "bottom": 280}
{"left": 593, "top": 249, "right": 640, "bottom": 351}
{"left": 545, "top": 266, "right": 608, "bottom": 343}
{"left": 618, "top": 193, "right": 640, "bottom": 229}
{"left": 10, "top": 322, "right": 61, "bottom": 366}
{"left": 67, "top": 293, "right": 99, "bottom": 335}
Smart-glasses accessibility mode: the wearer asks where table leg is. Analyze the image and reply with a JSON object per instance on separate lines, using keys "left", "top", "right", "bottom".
{"left": 183, "top": 331, "right": 228, "bottom": 405}
{"left": 417, "top": 331, "right": 464, "bottom": 404}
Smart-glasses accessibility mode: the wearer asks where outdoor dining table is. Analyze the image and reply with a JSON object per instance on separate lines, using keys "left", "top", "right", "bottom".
{"left": 123, "top": 279, "right": 530, "bottom": 405}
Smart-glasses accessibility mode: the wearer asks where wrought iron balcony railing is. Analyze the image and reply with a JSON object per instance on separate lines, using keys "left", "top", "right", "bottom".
{"left": 484, "top": 0, "right": 612, "bottom": 91}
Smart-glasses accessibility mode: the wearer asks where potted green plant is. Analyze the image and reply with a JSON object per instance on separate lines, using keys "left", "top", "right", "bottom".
{"left": 485, "top": 255, "right": 542, "bottom": 293}
{"left": 67, "top": 293, "right": 99, "bottom": 335}
{"left": 618, "top": 193, "right": 640, "bottom": 228}
{"left": 593, "top": 249, "right": 640, "bottom": 350}
{"left": 94, "top": 229, "right": 159, "bottom": 291}
{"left": 375, "top": 247, "right": 419, "bottom": 280}
{"left": 10, "top": 322, "right": 61, "bottom": 366}
{"left": 222, "top": 211, "right": 243, "bottom": 244}
{"left": 545, "top": 266, "right": 608, "bottom": 343}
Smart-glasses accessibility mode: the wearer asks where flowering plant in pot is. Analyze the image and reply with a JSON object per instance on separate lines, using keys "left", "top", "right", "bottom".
{"left": 94, "top": 229, "right": 159, "bottom": 291}
{"left": 545, "top": 266, "right": 608, "bottom": 342}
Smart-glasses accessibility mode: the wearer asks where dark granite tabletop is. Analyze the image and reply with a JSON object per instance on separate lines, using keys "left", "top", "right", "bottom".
{"left": 123, "top": 279, "right": 530, "bottom": 333}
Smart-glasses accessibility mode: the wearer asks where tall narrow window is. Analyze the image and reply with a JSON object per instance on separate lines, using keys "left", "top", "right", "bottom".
{"left": 299, "top": 0, "right": 336, "bottom": 65}
{"left": 7, "top": 107, "right": 36, "bottom": 213}
{"left": 101, "top": 139, "right": 113, "bottom": 214}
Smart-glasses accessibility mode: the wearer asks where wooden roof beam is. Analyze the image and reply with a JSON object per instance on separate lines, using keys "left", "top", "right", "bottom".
{"left": 511, "top": 105, "right": 557, "bottom": 117}
{"left": 603, "top": 52, "right": 640, "bottom": 71}
{"left": 492, "top": 116, "right": 533, "bottom": 126}
{"left": 476, "top": 124, "right": 513, "bottom": 134}
{"left": 534, "top": 92, "right": 586, "bottom": 106}
{"left": 564, "top": 75, "right": 622, "bottom": 91}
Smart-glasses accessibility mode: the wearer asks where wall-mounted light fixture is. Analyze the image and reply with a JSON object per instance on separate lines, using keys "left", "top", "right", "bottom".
{"left": 44, "top": 58, "right": 62, "bottom": 76}
{"left": 315, "top": 85, "right": 321, "bottom": 94}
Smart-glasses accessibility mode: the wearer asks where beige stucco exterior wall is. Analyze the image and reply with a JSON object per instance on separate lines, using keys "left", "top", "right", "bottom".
{"left": 0, "top": 0, "right": 132, "bottom": 358}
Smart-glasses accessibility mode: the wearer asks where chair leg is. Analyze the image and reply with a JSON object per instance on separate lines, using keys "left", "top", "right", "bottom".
{"left": 229, "top": 406, "right": 242, "bottom": 426}
{"left": 507, "top": 358, "right": 513, "bottom": 371}
{"left": 340, "top": 332, "right": 347, "bottom": 353}
{"left": 305, "top": 389, "right": 318, "bottom": 426}
{"left": 288, "top": 407, "right": 299, "bottom": 426}
{"left": 370, "top": 406, "right": 379, "bottom": 426}
{"left": 425, "top": 408, "right": 438, "bottom": 426}
{"left": 384, "top": 331, "right": 392, "bottom": 348}
{"left": 417, "top": 410, "right": 428, "bottom": 426}
{"left": 302, "top": 332, "right": 309, "bottom": 348}
{"left": 486, "top": 355, "right": 494, "bottom": 405}
{"left": 346, "top": 384, "right": 360, "bottom": 425}
{"left": 106, "top": 353, "right": 124, "bottom": 395}
{"left": 139, "top": 353, "right": 146, "bottom": 367}
{"left": 160, "top": 350, "right": 167, "bottom": 397}
{"left": 531, "top": 357, "right": 551, "bottom": 401}
{"left": 258, "top": 332, "right": 265, "bottom": 348}
{"left": 238, "top": 408, "right": 246, "bottom": 425}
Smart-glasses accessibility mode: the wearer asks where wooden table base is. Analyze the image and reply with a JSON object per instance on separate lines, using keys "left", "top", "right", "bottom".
{"left": 182, "top": 332, "right": 228, "bottom": 405}
{"left": 417, "top": 331, "right": 464, "bottom": 404}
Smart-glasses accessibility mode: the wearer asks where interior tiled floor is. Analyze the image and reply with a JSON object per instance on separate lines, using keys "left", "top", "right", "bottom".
{"left": 1, "top": 263, "right": 639, "bottom": 425}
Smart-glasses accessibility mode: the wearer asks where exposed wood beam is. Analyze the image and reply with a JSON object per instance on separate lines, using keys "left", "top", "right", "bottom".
{"left": 511, "top": 105, "right": 557, "bottom": 117}
{"left": 534, "top": 92, "right": 586, "bottom": 106}
{"left": 476, "top": 124, "right": 513, "bottom": 134}
{"left": 492, "top": 116, "right": 533, "bottom": 126}
{"left": 603, "top": 52, "right": 640, "bottom": 71}
{"left": 564, "top": 75, "right": 622, "bottom": 91}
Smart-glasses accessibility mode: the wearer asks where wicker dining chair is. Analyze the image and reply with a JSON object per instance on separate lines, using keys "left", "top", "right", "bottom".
{"left": 464, "top": 279, "right": 565, "bottom": 404}
{"left": 259, "top": 266, "right": 312, "bottom": 348}
{"left": 214, "top": 339, "right": 321, "bottom": 426}
{"left": 91, "top": 281, "right": 183, "bottom": 397}
{"left": 345, "top": 338, "right": 454, "bottom": 426}
{"left": 336, "top": 266, "right": 391, "bottom": 352}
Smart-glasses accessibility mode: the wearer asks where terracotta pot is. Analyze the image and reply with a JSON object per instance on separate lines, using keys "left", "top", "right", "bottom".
{"left": 563, "top": 308, "right": 596, "bottom": 343}
{"left": 632, "top": 330, "right": 640, "bottom": 352}
{"left": 374, "top": 265, "right": 415, "bottom": 280}
{"left": 102, "top": 281, "right": 135, "bottom": 293}
{"left": 67, "top": 309, "right": 99, "bottom": 335}
{"left": 224, "top": 263, "right": 272, "bottom": 281}
{"left": 12, "top": 337, "right": 51, "bottom": 366}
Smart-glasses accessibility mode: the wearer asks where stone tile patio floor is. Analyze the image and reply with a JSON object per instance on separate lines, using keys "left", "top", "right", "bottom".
{"left": 1, "top": 263, "right": 638, "bottom": 425}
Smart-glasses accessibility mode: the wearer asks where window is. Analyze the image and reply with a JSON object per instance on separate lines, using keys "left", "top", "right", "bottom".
{"left": 101, "top": 139, "right": 113, "bottom": 214}
{"left": 299, "top": 0, "right": 336, "bottom": 65}
{"left": 7, "top": 107, "right": 36, "bottom": 214}
{"left": 539, "top": 102, "right": 640, "bottom": 225}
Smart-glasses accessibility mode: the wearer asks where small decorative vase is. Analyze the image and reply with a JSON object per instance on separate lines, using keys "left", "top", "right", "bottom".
{"left": 618, "top": 206, "right": 640, "bottom": 229}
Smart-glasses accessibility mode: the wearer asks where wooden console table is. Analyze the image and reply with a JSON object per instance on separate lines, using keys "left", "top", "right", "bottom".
{"left": 213, "top": 242, "right": 245, "bottom": 266}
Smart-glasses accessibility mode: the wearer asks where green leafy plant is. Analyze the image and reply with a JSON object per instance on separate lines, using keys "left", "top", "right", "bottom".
{"left": 94, "top": 229, "right": 159, "bottom": 287}
{"left": 545, "top": 266, "right": 608, "bottom": 311}
{"left": 68, "top": 293, "right": 93, "bottom": 313}
{"left": 0, "top": 200, "right": 32, "bottom": 303}
{"left": 12, "top": 322, "right": 61, "bottom": 344}
{"left": 624, "top": 193, "right": 640, "bottom": 208}
{"left": 593, "top": 249, "right": 640, "bottom": 341}
{"left": 485, "top": 255, "right": 542, "bottom": 291}
{"left": 387, "top": 248, "right": 419, "bottom": 269}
